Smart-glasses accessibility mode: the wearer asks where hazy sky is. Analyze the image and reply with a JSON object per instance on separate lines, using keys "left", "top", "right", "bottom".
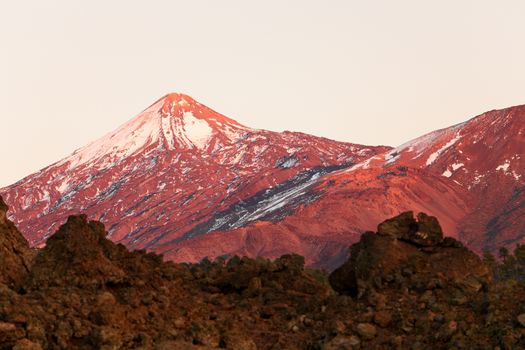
{"left": 2, "top": 1, "right": 525, "bottom": 187}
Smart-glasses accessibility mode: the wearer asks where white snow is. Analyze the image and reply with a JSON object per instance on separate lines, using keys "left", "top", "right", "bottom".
{"left": 59, "top": 98, "right": 164, "bottom": 170}
{"left": 182, "top": 111, "right": 213, "bottom": 149}
{"left": 161, "top": 115, "right": 176, "bottom": 150}
{"left": 452, "top": 163, "right": 464, "bottom": 171}
{"left": 286, "top": 147, "right": 301, "bottom": 155}
{"left": 426, "top": 134, "right": 462, "bottom": 166}
{"left": 279, "top": 157, "right": 299, "bottom": 168}
{"left": 232, "top": 173, "right": 321, "bottom": 228}
{"left": 469, "top": 173, "right": 485, "bottom": 189}
{"left": 348, "top": 155, "right": 382, "bottom": 171}
{"left": 495, "top": 161, "right": 521, "bottom": 181}
{"left": 384, "top": 150, "right": 400, "bottom": 165}
{"left": 496, "top": 162, "right": 510, "bottom": 172}
{"left": 382, "top": 122, "right": 467, "bottom": 166}
{"left": 56, "top": 179, "right": 70, "bottom": 194}
{"left": 442, "top": 169, "right": 453, "bottom": 178}
{"left": 443, "top": 162, "right": 465, "bottom": 177}
{"left": 357, "top": 148, "right": 372, "bottom": 156}
{"left": 391, "top": 129, "right": 446, "bottom": 160}
{"left": 54, "top": 96, "right": 252, "bottom": 171}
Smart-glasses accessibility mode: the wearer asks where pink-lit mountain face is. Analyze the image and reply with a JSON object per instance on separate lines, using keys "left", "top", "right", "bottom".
{"left": 373, "top": 105, "right": 525, "bottom": 253}
{"left": 150, "top": 103, "right": 525, "bottom": 269}
{"left": 2, "top": 95, "right": 524, "bottom": 269}
{"left": 1, "top": 93, "right": 388, "bottom": 256}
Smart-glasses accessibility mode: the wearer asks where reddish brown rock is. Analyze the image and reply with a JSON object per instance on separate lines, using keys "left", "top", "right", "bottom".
{"left": 0, "top": 196, "right": 34, "bottom": 289}
{"left": 329, "top": 212, "right": 491, "bottom": 297}
{"left": 1, "top": 200, "right": 524, "bottom": 349}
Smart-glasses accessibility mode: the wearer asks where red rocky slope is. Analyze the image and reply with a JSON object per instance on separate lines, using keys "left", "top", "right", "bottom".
{"left": 1, "top": 93, "right": 388, "bottom": 254}
{"left": 372, "top": 105, "right": 525, "bottom": 252}
{"left": 152, "top": 104, "right": 525, "bottom": 268}
{"left": 162, "top": 166, "right": 472, "bottom": 269}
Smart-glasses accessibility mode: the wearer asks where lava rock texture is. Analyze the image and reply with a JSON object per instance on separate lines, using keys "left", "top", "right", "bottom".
{"left": 1, "top": 197, "right": 525, "bottom": 349}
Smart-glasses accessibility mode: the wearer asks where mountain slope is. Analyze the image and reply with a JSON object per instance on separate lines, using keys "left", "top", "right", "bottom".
{"left": 160, "top": 167, "right": 471, "bottom": 269}
{"left": 2, "top": 95, "right": 524, "bottom": 269}
{"left": 152, "top": 104, "right": 525, "bottom": 268}
{"left": 374, "top": 105, "right": 525, "bottom": 252}
{"left": 1, "top": 93, "right": 388, "bottom": 253}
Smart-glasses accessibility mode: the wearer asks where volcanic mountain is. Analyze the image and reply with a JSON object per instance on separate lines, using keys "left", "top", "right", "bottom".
{"left": 190, "top": 104, "right": 524, "bottom": 268}
{"left": 2, "top": 94, "right": 524, "bottom": 269}
{"left": 1, "top": 93, "right": 388, "bottom": 264}
{"left": 192, "top": 104, "right": 524, "bottom": 268}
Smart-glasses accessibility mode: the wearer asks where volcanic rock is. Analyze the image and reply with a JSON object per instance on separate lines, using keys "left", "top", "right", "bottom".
{"left": 0, "top": 196, "right": 34, "bottom": 289}
{"left": 356, "top": 322, "right": 377, "bottom": 340}
{"left": 517, "top": 314, "right": 525, "bottom": 328}
{"left": 329, "top": 212, "right": 491, "bottom": 297}
{"left": 377, "top": 211, "right": 443, "bottom": 247}
{"left": 25, "top": 215, "right": 127, "bottom": 289}
{"left": 2, "top": 201, "right": 525, "bottom": 349}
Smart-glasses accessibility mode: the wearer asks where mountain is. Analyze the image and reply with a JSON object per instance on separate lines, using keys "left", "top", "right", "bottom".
{"left": 193, "top": 104, "right": 524, "bottom": 268}
{"left": 1, "top": 93, "right": 388, "bottom": 264}
{"left": 2, "top": 94, "right": 524, "bottom": 269}
{"left": 374, "top": 105, "right": 525, "bottom": 252}
{"left": 153, "top": 104, "right": 525, "bottom": 268}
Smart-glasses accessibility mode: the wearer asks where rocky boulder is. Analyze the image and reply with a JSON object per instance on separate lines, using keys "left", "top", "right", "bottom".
{"left": 25, "top": 214, "right": 179, "bottom": 291}
{"left": 25, "top": 215, "right": 128, "bottom": 289}
{"left": 329, "top": 211, "right": 492, "bottom": 297}
{"left": 377, "top": 211, "right": 443, "bottom": 246}
{"left": 0, "top": 196, "right": 34, "bottom": 289}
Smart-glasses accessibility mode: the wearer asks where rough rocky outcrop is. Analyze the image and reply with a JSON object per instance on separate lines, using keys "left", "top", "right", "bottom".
{"left": 329, "top": 211, "right": 491, "bottom": 298}
{"left": 1, "top": 202, "right": 525, "bottom": 349}
{"left": 0, "top": 196, "right": 34, "bottom": 289}
{"left": 377, "top": 211, "right": 444, "bottom": 247}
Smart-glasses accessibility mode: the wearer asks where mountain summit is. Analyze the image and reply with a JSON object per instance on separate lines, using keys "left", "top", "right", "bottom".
{"left": 63, "top": 93, "right": 250, "bottom": 170}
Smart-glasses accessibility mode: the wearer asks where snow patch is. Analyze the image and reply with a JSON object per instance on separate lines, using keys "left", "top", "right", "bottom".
{"left": 349, "top": 155, "right": 382, "bottom": 171}
{"left": 384, "top": 150, "right": 400, "bottom": 165}
{"left": 452, "top": 163, "right": 464, "bottom": 171}
{"left": 357, "top": 148, "right": 372, "bottom": 156}
{"left": 228, "top": 173, "right": 321, "bottom": 228}
{"left": 496, "top": 162, "right": 510, "bottom": 172}
{"left": 56, "top": 179, "right": 70, "bottom": 194}
{"left": 60, "top": 98, "right": 164, "bottom": 169}
{"left": 182, "top": 112, "right": 213, "bottom": 149}
{"left": 495, "top": 160, "right": 521, "bottom": 181}
{"left": 161, "top": 115, "right": 176, "bottom": 150}
{"left": 443, "top": 162, "right": 465, "bottom": 177}
{"left": 426, "top": 134, "right": 462, "bottom": 166}
{"left": 276, "top": 155, "right": 299, "bottom": 168}
{"left": 442, "top": 169, "right": 453, "bottom": 178}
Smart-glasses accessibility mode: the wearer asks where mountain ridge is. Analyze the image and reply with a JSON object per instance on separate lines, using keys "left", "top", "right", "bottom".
{"left": 1, "top": 93, "right": 387, "bottom": 265}
{"left": 1, "top": 94, "right": 524, "bottom": 268}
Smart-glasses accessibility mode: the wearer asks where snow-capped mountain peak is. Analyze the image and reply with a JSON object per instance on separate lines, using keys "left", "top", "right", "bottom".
{"left": 60, "top": 93, "right": 251, "bottom": 170}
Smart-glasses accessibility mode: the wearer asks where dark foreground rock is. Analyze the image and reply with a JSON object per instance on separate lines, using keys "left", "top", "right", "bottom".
{"left": 1, "top": 199, "right": 525, "bottom": 349}
{"left": 329, "top": 211, "right": 491, "bottom": 298}
{"left": 0, "top": 197, "right": 34, "bottom": 290}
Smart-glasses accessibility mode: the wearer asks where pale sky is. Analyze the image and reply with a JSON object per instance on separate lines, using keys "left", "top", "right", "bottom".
{"left": 2, "top": 1, "right": 525, "bottom": 187}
